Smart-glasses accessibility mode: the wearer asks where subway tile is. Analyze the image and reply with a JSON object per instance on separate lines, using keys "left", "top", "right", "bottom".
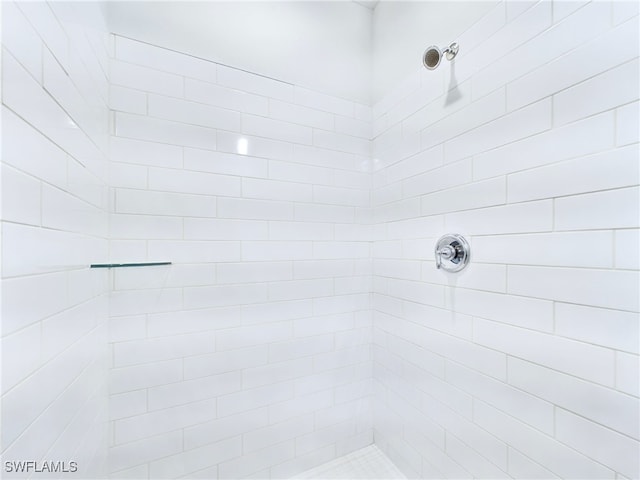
{"left": 475, "top": 318, "right": 615, "bottom": 386}
{"left": 110, "top": 59, "right": 183, "bottom": 97}
{"left": 508, "top": 145, "right": 638, "bottom": 203}
{"left": 184, "top": 147, "right": 268, "bottom": 177}
{"left": 508, "top": 265, "right": 639, "bottom": 311}
{"left": 217, "top": 130, "right": 294, "bottom": 161}
{"left": 555, "top": 187, "right": 640, "bottom": 231}
{"left": 115, "top": 112, "right": 217, "bottom": 150}
{"left": 184, "top": 218, "right": 268, "bottom": 240}
{"left": 110, "top": 214, "right": 183, "bottom": 240}
{"left": 473, "top": 1, "right": 611, "bottom": 101}
{"left": 109, "top": 162, "right": 147, "bottom": 189}
{"left": 148, "top": 436, "right": 241, "bottom": 479}
{"left": 421, "top": 88, "right": 506, "bottom": 151}
{"left": 110, "top": 390, "right": 147, "bottom": 421}
{"left": 147, "top": 306, "right": 242, "bottom": 337}
{"left": 109, "top": 431, "right": 183, "bottom": 473}
{"left": 115, "top": 188, "right": 216, "bottom": 217}
{"left": 444, "top": 200, "right": 552, "bottom": 235}
{"left": 184, "top": 283, "right": 268, "bottom": 309}
{"left": 314, "top": 129, "right": 371, "bottom": 157}
{"left": 475, "top": 111, "right": 614, "bottom": 180}
{"left": 1, "top": 166, "right": 41, "bottom": 226}
{"left": 241, "top": 241, "right": 312, "bottom": 262}
{"left": 185, "top": 78, "right": 268, "bottom": 115}
{"left": 217, "top": 382, "right": 294, "bottom": 418}
{"left": 555, "top": 303, "right": 639, "bottom": 354}
{"left": 294, "top": 86, "right": 355, "bottom": 117}
{"left": 421, "top": 177, "right": 506, "bottom": 216}
{"left": 472, "top": 231, "right": 613, "bottom": 268}
{"left": 109, "top": 288, "right": 183, "bottom": 317}
{"left": 294, "top": 144, "right": 360, "bottom": 171}
{"left": 16, "top": 2, "right": 69, "bottom": 69}
{"left": 215, "top": 322, "right": 291, "bottom": 351}
{"left": 445, "top": 434, "right": 509, "bottom": 479}
{"left": 3, "top": 50, "right": 101, "bottom": 165}
{"left": 115, "top": 36, "right": 217, "bottom": 82}
{"left": 269, "top": 335, "right": 334, "bottom": 363}
{"left": 242, "top": 177, "right": 313, "bottom": 202}
{"left": 217, "top": 64, "right": 294, "bottom": 101}
{"left": 270, "top": 389, "right": 334, "bottom": 424}
{"left": 109, "top": 315, "right": 146, "bottom": 343}
{"left": 268, "top": 278, "right": 334, "bottom": 301}
{"left": 113, "top": 332, "right": 216, "bottom": 367}
{"left": 243, "top": 300, "right": 313, "bottom": 325}
{"left": 148, "top": 372, "right": 240, "bottom": 411}
{"left": 507, "top": 447, "right": 559, "bottom": 479}
{"left": 110, "top": 136, "right": 183, "bottom": 169}
{"left": 474, "top": 400, "right": 614, "bottom": 479}
{"left": 243, "top": 113, "right": 312, "bottom": 144}
{"left": 2, "top": 272, "right": 68, "bottom": 335}
{"left": 148, "top": 94, "right": 242, "bottom": 131}
{"left": 269, "top": 221, "right": 333, "bottom": 241}
{"left": 295, "top": 203, "right": 355, "bottom": 224}
{"left": 267, "top": 98, "right": 335, "bottom": 130}
{"left": 42, "top": 184, "right": 105, "bottom": 236}
{"left": 553, "top": 0, "right": 588, "bottom": 23}
{"left": 615, "top": 229, "right": 639, "bottom": 270}
{"left": 313, "top": 185, "right": 370, "bottom": 207}
{"left": 114, "top": 398, "right": 217, "bottom": 444}
{"left": 148, "top": 167, "right": 241, "bottom": 197}
{"left": 1, "top": 107, "right": 67, "bottom": 187}
{"left": 243, "top": 358, "right": 314, "bottom": 390}
{"left": 556, "top": 408, "right": 639, "bottom": 479}
{"left": 616, "top": 102, "right": 640, "bottom": 146}
{"left": 454, "top": 288, "right": 553, "bottom": 332}
{"left": 217, "top": 261, "right": 292, "bottom": 284}
{"left": 0, "top": 323, "right": 42, "bottom": 395}
{"left": 2, "top": 2, "right": 43, "bottom": 82}
{"left": 109, "top": 359, "right": 182, "bottom": 395}
{"left": 444, "top": 99, "right": 552, "bottom": 163}
{"left": 508, "top": 357, "right": 639, "bottom": 439}
{"left": 554, "top": 59, "right": 639, "bottom": 126}
{"left": 507, "top": 18, "right": 638, "bottom": 110}
{"left": 615, "top": 351, "right": 639, "bottom": 397}
{"left": 184, "top": 346, "right": 267, "bottom": 380}
{"left": 184, "top": 407, "right": 269, "bottom": 450}
{"left": 219, "top": 440, "right": 295, "bottom": 478}
{"left": 109, "top": 85, "right": 146, "bottom": 115}
{"left": 270, "top": 159, "right": 333, "bottom": 185}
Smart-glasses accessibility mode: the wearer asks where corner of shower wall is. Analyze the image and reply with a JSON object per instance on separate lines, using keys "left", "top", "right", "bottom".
{"left": 1, "top": 1, "right": 111, "bottom": 477}
{"left": 371, "top": 0, "right": 639, "bottom": 478}
{"left": 105, "top": 34, "right": 375, "bottom": 478}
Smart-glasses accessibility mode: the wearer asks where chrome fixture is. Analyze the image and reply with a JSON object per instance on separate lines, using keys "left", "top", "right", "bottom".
{"left": 435, "top": 234, "right": 470, "bottom": 272}
{"left": 423, "top": 42, "right": 459, "bottom": 70}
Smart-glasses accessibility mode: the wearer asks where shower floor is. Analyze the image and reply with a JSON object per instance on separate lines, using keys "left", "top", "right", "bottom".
{"left": 294, "top": 445, "right": 406, "bottom": 479}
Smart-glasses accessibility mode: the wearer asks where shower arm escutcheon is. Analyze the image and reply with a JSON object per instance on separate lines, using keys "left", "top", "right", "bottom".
{"left": 435, "top": 234, "right": 470, "bottom": 272}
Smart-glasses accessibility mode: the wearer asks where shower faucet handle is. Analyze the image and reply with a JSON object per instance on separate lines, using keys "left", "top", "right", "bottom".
{"left": 435, "top": 234, "right": 470, "bottom": 272}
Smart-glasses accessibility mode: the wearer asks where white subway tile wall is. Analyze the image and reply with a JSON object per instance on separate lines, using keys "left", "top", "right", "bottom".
{"left": 107, "top": 35, "right": 373, "bottom": 478}
{"left": 372, "top": 2, "right": 639, "bottom": 479}
{"left": 1, "top": 1, "right": 110, "bottom": 477}
{"left": 3, "top": 1, "right": 639, "bottom": 479}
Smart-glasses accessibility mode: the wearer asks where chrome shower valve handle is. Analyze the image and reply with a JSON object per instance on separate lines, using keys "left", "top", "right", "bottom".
{"left": 435, "top": 234, "right": 470, "bottom": 272}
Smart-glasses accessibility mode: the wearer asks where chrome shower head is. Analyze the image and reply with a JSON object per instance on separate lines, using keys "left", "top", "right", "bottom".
{"left": 423, "top": 42, "right": 459, "bottom": 70}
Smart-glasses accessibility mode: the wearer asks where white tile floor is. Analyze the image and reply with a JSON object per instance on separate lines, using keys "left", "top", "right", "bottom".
{"left": 294, "top": 445, "right": 406, "bottom": 479}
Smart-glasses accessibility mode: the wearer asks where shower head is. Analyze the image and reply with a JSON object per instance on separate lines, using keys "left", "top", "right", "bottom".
{"left": 423, "top": 42, "right": 459, "bottom": 70}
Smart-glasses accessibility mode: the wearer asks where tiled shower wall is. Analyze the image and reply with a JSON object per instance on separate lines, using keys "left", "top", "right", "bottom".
{"left": 107, "top": 36, "right": 374, "bottom": 478}
{"left": 1, "top": 1, "right": 111, "bottom": 476}
{"left": 371, "top": 1, "right": 639, "bottom": 478}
